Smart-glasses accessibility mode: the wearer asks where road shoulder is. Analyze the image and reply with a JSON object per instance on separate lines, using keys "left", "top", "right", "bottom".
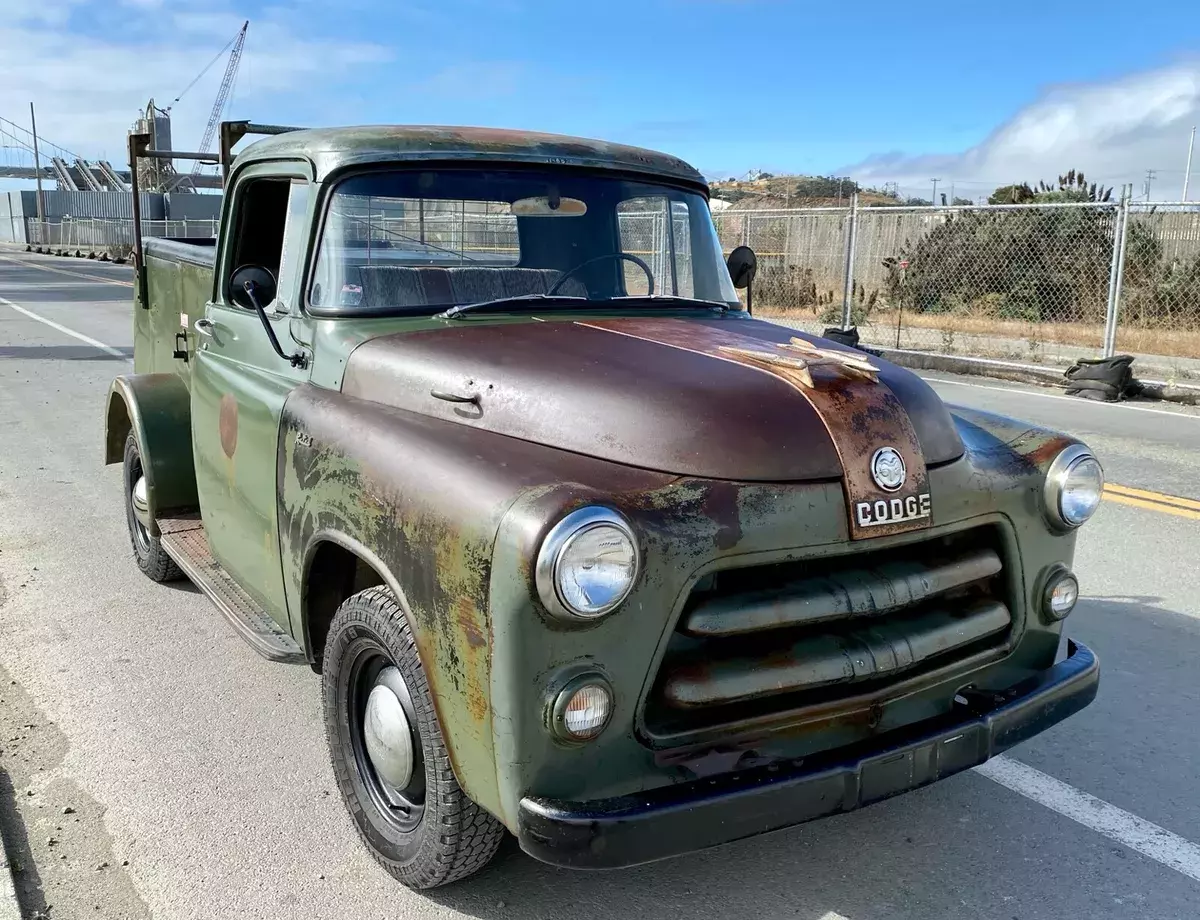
{"left": 0, "top": 661, "right": 151, "bottom": 920}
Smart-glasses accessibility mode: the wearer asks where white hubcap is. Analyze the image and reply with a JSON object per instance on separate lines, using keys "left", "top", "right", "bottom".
{"left": 363, "top": 671, "right": 414, "bottom": 790}
{"left": 131, "top": 475, "right": 151, "bottom": 530}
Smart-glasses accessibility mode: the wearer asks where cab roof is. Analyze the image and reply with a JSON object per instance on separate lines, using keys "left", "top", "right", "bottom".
{"left": 234, "top": 125, "right": 708, "bottom": 190}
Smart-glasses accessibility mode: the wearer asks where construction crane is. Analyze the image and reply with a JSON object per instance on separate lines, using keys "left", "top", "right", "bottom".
{"left": 190, "top": 21, "right": 248, "bottom": 181}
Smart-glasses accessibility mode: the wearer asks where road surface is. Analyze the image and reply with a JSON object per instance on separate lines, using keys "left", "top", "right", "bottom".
{"left": 1, "top": 250, "right": 1198, "bottom": 920}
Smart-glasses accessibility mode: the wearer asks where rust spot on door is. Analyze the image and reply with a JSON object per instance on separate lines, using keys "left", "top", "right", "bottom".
{"left": 219, "top": 393, "right": 239, "bottom": 458}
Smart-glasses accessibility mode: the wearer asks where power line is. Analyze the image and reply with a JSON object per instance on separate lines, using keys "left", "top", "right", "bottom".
{"left": 0, "top": 114, "right": 80, "bottom": 161}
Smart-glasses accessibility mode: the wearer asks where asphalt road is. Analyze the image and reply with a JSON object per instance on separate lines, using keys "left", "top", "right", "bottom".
{"left": 1, "top": 249, "right": 1199, "bottom": 920}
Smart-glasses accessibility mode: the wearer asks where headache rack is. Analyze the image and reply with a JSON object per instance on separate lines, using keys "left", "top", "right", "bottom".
{"left": 125, "top": 120, "right": 304, "bottom": 311}
{"left": 642, "top": 522, "right": 1021, "bottom": 741}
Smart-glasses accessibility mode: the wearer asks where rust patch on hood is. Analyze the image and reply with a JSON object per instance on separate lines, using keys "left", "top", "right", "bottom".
{"left": 341, "top": 319, "right": 845, "bottom": 482}
{"left": 582, "top": 318, "right": 933, "bottom": 540}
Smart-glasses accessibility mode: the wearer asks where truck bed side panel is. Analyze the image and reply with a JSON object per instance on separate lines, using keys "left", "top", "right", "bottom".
{"left": 134, "top": 238, "right": 216, "bottom": 379}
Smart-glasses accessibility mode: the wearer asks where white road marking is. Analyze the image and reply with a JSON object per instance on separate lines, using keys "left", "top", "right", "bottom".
{"left": 926, "top": 375, "right": 1200, "bottom": 420}
{"left": 976, "top": 755, "right": 1200, "bottom": 882}
{"left": 0, "top": 295, "right": 128, "bottom": 360}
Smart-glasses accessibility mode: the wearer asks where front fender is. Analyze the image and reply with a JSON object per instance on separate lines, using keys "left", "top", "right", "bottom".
{"left": 276, "top": 384, "right": 672, "bottom": 828}
{"left": 104, "top": 374, "right": 198, "bottom": 528}
{"left": 948, "top": 404, "right": 1085, "bottom": 472}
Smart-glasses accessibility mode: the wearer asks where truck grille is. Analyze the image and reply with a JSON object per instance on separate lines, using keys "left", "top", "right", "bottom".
{"left": 644, "top": 525, "right": 1016, "bottom": 738}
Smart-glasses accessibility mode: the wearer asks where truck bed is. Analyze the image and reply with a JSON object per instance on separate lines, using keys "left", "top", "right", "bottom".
{"left": 144, "top": 236, "right": 218, "bottom": 268}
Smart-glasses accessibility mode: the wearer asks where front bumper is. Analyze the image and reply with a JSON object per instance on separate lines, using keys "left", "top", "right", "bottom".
{"left": 517, "top": 639, "right": 1098, "bottom": 869}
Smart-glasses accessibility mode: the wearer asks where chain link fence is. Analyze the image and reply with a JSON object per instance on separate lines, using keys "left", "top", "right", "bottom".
{"left": 26, "top": 217, "right": 218, "bottom": 260}
{"left": 714, "top": 199, "right": 1200, "bottom": 378}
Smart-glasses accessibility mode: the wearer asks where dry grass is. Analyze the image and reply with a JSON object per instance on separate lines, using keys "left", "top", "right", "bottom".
{"left": 758, "top": 304, "right": 1200, "bottom": 361}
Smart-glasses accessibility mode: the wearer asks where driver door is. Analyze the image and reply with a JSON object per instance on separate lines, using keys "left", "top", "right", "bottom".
{"left": 191, "top": 162, "right": 313, "bottom": 626}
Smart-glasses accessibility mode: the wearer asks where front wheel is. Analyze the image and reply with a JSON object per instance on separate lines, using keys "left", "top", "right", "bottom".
{"left": 322, "top": 586, "right": 505, "bottom": 889}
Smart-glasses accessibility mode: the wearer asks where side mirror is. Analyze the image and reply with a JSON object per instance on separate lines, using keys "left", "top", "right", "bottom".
{"left": 726, "top": 245, "right": 757, "bottom": 313}
{"left": 226, "top": 264, "right": 307, "bottom": 369}
{"left": 726, "top": 246, "right": 757, "bottom": 289}
{"left": 228, "top": 264, "right": 277, "bottom": 309}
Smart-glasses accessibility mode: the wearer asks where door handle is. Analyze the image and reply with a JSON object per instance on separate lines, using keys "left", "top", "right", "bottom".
{"left": 194, "top": 318, "right": 215, "bottom": 337}
{"left": 430, "top": 389, "right": 480, "bottom": 406}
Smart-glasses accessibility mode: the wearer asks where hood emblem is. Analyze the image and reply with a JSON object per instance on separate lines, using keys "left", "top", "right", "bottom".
{"left": 718, "top": 337, "right": 880, "bottom": 389}
{"left": 871, "top": 447, "right": 907, "bottom": 492}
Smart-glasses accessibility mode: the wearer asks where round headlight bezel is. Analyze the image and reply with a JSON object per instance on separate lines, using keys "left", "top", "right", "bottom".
{"left": 1043, "top": 444, "right": 1104, "bottom": 531}
{"left": 534, "top": 506, "right": 640, "bottom": 622}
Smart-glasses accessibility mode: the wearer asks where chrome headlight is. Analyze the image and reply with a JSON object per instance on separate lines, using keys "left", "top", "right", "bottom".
{"left": 535, "top": 506, "right": 639, "bottom": 621}
{"left": 1044, "top": 444, "right": 1104, "bottom": 529}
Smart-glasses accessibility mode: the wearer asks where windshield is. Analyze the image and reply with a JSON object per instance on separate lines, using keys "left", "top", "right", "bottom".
{"left": 308, "top": 168, "right": 740, "bottom": 314}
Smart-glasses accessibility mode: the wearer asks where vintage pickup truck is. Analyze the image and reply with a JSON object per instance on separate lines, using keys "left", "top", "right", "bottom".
{"left": 104, "top": 122, "right": 1103, "bottom": 889}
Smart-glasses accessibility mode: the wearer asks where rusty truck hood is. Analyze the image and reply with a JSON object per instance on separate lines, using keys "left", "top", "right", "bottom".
{"left": 340, "top": 315, "right": 964, "bottom": 488}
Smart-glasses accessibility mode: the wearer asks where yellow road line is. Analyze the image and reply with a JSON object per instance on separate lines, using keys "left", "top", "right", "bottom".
{"left": 1104, "top": 488, "right": 1200, "bottom": 520}
{"left": 1105, "top": 483, "right": 1200, "bottom": 512}
{"left": 0, "top": 253, "right": 134, "bottom": 288}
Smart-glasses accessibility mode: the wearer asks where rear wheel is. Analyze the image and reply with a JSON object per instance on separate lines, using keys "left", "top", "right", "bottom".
{"left": 323, "top": 586, "right": 505, "bottom": 889}
{"left": 122, "top": 433, "right": 181, "bottom": 582}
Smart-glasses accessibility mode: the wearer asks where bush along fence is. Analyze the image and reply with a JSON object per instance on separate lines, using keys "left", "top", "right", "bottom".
{"left": 25, "top": 217, "right": 219, "bottom": 262}
{"left": 713, "top": 195, "right": 1200, "bottom": 378}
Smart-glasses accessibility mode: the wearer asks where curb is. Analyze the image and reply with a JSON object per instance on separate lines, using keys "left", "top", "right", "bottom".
{"left": 879, "top": 347, "right": 1200, "bottom": 407}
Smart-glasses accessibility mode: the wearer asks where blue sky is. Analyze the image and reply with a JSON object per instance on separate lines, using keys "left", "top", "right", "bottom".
{"left": 3, "top": 0, "right": 1200, "bottom": 198}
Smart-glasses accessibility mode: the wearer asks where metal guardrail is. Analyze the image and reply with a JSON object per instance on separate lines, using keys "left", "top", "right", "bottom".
{"left": 26, "top": 217, "right": 218, "bottom": 259}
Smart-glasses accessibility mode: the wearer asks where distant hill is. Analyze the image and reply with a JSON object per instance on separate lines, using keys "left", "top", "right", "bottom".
{"left": 709, "top": 174, "right": 900, "bottom": 209}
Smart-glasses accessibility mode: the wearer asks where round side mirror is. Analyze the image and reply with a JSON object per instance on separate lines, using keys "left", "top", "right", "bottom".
{"left": 228, "top": 264, "right": 277, "bottom": 309}
{"left": 726, "top": 246, "right": 757, "bottom": 290}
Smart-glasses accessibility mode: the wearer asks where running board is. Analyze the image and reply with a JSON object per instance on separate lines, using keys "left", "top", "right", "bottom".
{"left": 158, "top": 516, "right": 306, "bottom": 664}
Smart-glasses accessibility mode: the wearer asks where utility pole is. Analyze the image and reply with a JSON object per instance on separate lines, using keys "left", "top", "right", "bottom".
{"left": 29, "top": 102, "right": 45, "bottom": 221}
{"left": 949, "top": 181, "right": 955, "bottom": 206}
{"left": 1184, "top": 126, "right": 1196, "bottom": 202}
{"left": 1143, "top": 169, "right": 1157, "bottom": 201}
{"left": 930, "top": 178, "right": 940, "bottom": 207}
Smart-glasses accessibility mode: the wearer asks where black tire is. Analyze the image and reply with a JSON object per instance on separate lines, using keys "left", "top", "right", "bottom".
{"left": 323, "top": 586, "right": 505, "bottom": 889}
{"left": 122, "top": 433, "right": 181, "bottom": 582}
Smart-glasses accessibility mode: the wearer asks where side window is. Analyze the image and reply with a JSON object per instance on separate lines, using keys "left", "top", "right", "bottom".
{"left": 227, "top": 177, "right": 292, "bottom": 307}
{"left": 618, "top": 197, "right": 693, "bottom": 297}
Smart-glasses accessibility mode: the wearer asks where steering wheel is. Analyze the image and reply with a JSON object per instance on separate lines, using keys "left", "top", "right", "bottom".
{"left": 547, "top": 252, "right": 655, "bottom": 297}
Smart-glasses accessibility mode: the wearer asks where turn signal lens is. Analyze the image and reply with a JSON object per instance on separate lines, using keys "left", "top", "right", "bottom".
{"left": 550, "top": 677, "right": 614, "bottom": 742}
{"left": 562, "top": 684, "right": 612, "bottom": 739}
{"left": 1045, "top": 571, "right": 1080, "bottom": 620}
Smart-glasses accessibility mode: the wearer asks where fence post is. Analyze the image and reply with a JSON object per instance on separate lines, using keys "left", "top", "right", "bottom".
{"left": 1103, "top": 189, "right": 1132, "bottom": 358}
{"left": 840, "top": 192, "right": 859, "bottom": 329}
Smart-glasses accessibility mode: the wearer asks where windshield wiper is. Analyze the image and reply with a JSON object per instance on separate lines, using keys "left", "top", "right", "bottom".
{"left": 436, "top": 294, "right": 586, "bottom": 320}
{"left": 436, "top": 293, "right": 733, "bottom": 321}
{"left": 614, "top": 295, "right": 731, "bottom": 312}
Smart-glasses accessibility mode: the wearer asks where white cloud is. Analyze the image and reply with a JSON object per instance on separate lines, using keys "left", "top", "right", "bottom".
{"left": 841, "top": 63, "right": 1200, "bottom": 199}
{"left": 0, "top": 2, "right": 392, "bottom": 162}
